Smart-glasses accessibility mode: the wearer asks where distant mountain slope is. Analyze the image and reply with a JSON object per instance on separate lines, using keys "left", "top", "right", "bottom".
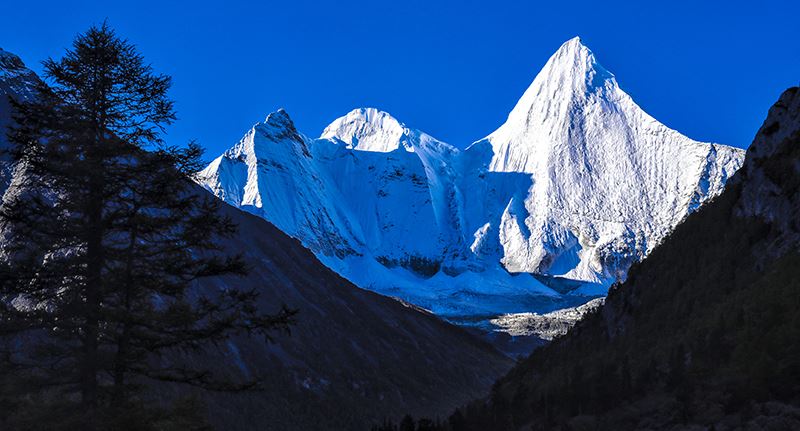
{"left": 200, "top": 37, "right": 744, "bottom": 321}
{"left": 0, "top": 48, "right": 512, "bottom": 431}
{"left": 171, "top": 196, "right": 512, "bottom": 431}
{"left": 451, "top": 87, "right": 800, "bottom": 430}
{"left": 0, "top": 48, "right": 40, "bottom": 190}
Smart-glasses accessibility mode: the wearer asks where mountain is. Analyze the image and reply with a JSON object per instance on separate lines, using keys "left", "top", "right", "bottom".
{"left": 199, "top": 37, "right": 745, "bottom": 323}
{"left": 157, "top": 196, "right": 512, "bottom": 431}
{"left": 468, "top": 37, "right": 743, "bottom": 285}
{"left": 448, "top": 87, "right": 800, "bottom": 430}
{"left": 0, "top": 48, "right": 512, "bottom": 431}
{"left": 0, "top": 48, "right": 40, "bottom": 190}
{"left": 0, "top": 48, "right": 39, "bottom": 140}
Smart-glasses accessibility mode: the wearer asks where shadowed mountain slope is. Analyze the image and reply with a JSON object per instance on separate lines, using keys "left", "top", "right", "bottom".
{"left": 172, "top": 198, "right": 513, "bottom": 430}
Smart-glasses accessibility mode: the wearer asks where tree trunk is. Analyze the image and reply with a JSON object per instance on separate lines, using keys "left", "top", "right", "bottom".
{"left": 82, "top": 194, "right": 103, "bottom": 408}
{"left": 81, "top": 117, "right": 105, "bottom": 407}
{"left": 112, "top": 223, "right": 138, "bottom": 406}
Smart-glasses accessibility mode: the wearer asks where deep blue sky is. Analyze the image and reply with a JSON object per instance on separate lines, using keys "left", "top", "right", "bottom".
{"left": 2, "top": 1, "right": 798, "bottom": 154}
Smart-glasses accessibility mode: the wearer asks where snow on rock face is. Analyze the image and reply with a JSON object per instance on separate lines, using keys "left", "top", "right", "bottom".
{"left": 0, "top": 48, "right": 39, "bottom": 101}
{"left": 199, "top": 37, "right": 745, "bottom": 320}
{"left": 0, "top": 48, "right": 41, "bottom": 192}
{"left": 467, "top": 36, "right": 744, "bottom": 287}
{"left": 321, "top": 107, "right": 412, "bottom": 153}
{"left": 491, "top": 297, "right": 605, "bottom": 340}
{"left": 199, "top": 110, "right": 360, "bottom": 259}
{"left": 200, "top": 108, "right": 462, "bottom": 274}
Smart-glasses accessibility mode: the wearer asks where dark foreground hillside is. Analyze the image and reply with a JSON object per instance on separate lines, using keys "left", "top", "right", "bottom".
{"left": 446, "top": 87, "right": 800, "bottom": 430}
{"left": 156, "top": 195, "right": 513, "bottom": 431}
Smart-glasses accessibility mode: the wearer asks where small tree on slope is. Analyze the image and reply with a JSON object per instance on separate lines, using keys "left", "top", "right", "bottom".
{"left": 0, "top": 23, "right": 294, "bottom": 428}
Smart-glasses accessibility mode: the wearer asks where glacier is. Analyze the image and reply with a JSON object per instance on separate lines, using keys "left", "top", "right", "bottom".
{"left": 199, "top": 37, "right": 745, "bottom": 322}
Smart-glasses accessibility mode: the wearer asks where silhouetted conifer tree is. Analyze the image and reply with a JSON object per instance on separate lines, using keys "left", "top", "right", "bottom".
{"left": 398, "top": 414, "right": 416, "bottom": 431}
{"left": 0, "top": 22, "right": 293, "bottom": 428}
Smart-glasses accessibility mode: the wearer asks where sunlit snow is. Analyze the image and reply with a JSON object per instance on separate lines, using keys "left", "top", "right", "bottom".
{"left": 198, "top": 37, "right": 744, "bottom": 327}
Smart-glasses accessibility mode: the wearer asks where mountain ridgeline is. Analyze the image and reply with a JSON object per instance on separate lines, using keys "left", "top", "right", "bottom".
{"left": 199, "top": 37, "right": 744, "bottom": 321}
{"left": 442, "top": 87, "right": 800, "bottom": 430}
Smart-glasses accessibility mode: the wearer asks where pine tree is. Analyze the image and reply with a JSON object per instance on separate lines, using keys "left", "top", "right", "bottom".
{"left": 398, "top": 415, "right": 416, "bottom": 431}
{"left": 0, "top": 22, "right": 293, "bottom": 426}
{"left": 448, "top": 408, "right": 467, "bottom": 431}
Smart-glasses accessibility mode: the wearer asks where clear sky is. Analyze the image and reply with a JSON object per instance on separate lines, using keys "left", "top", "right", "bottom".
{"left": 1, "top": 0, "right": 798, "bottom": 155}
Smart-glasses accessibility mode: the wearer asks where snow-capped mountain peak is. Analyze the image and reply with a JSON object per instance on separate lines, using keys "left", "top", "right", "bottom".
{"left": 476, "top": 36, "right": 626, "bottom": 174}
{"left": 321, "top": 107, "right": 419, "bottom": 153}
{"left": 200, "top": 37, "right": 745, "bottom": 321}
{"left": 262, "top": 107, "right": 294, "bottom": 128}
{"left": 0, "top": 47, "right": 25, "bottom": 70}
{"left": 465, "top": 37, "right": 744, "bottom": 286}
{"left": 253, "top": 108, "right": 304, "bottom": 144}
{"left": 0, "top": 47, "right": 40, "bottom": 101}
{"left": 502, "top": 36, "right": 615, "bottom": 131}
{"left": 222, "top": 108, "right": 310, "bottom": 163}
